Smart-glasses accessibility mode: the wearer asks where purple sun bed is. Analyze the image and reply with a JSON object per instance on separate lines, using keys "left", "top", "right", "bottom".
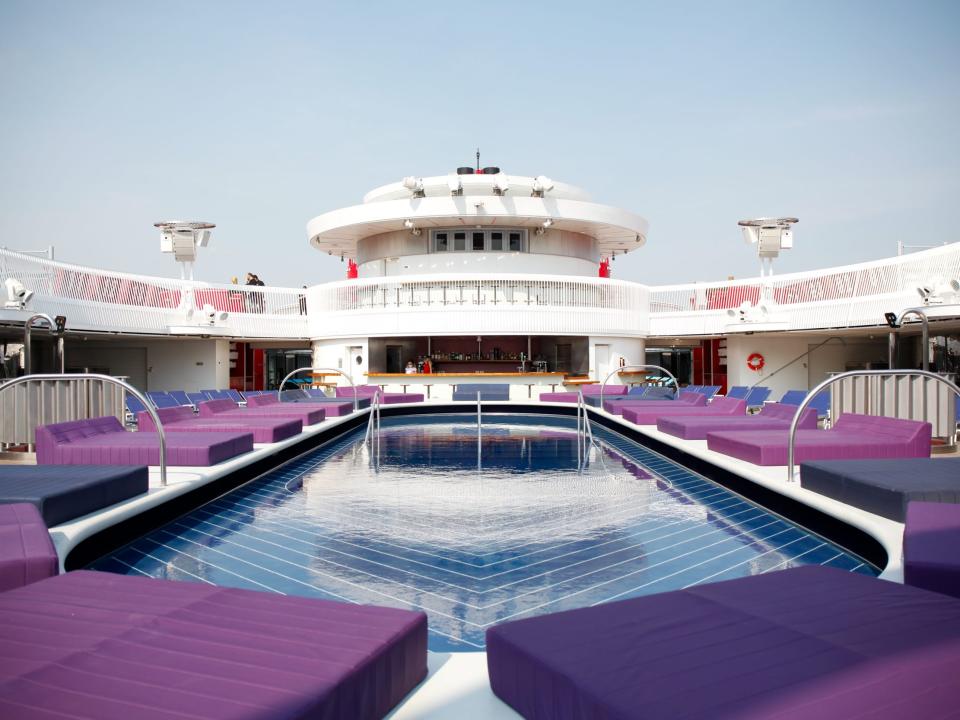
{"left": 539, "top": 385, "right": 628, "bottom": 403}
{"left": 602, "top": 390, "right": 707, "bottom": 415}
{"left": 904, "top": 501, "right": 960, "bottom": 600}
{"left": 0, "top": 504, "right": 58, "bottom": 592}
{"left": 706, "top": 413, "right": 931, "bottom": 466}
{"left": 137, "top": 406, "right": 302, "bottom": 443}
{"left": 198, "top": 398, "right": 326, "bottom": 426}
{"left": 658, "top": 402, "right": 819, "bottom": 439}
{"left": 622, "top": 396, "right": 746, "bottom": 425}
{"left": 246, "top": 393, "right": 356, "bottom": 417}
{"left": 486, "top": 566, "right": 960, "bottom": 720}
{"left": 36, "top": 417, "right": 254, "bottom": 467}
{"left": 335, "top": 385, "right": 425, "bottom": 404}
{"left": 0, "top": 570, "right": 427, "bottom": 719}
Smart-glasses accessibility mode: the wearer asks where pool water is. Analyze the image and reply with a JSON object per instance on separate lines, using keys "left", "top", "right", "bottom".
{"left": 90, "top": 415, "right": 877, "bottom": 651}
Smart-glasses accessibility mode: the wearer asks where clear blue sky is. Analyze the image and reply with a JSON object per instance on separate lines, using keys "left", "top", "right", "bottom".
{"left": 1, "top": 1, "right": 958, "bottom": 288}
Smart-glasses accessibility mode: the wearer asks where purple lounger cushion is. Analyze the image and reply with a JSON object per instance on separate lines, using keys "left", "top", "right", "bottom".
{"left": 199, "top": 398, "right": 325, "bottom": 426}
{"left": 246, "top": 393, "right": 355, "bottom": 416}
{"left": 622, "top": 396, "right": 746, "bottom": 425}
{"left": 35, "top": 416, "right": 253, "bottom": 467}
{"left": 658, "top": 402, "right": 819, "bottom": 440}
{"left": 334, "top": 386, "right": 424, "bottom": 404}
{"left": 0, "top": 504, "right": 58, "bottom": 592}
{"left": 138, "top": 407, "right": 302, "bottom": 444}
{"left": 487, "top": 566, "right": 960, "bottom": 720}
{"left": 904, "top": 501, "right": 960, "bottom": 600}
{"left": 540, "top": 386, "right": 630, "bottom": 403}
{"left": 603, "top": 391, "right": 707, "bottom": 415}
{"left": 706, "top": 413, "right": 932, "bottom": 466}
{"left": 0, "top": 570, "right": 427, "bottom": 719}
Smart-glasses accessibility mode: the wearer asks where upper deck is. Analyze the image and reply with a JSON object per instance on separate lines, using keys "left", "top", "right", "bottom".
{"left": 307, "top": 170, "right": 649, "bottom": 278}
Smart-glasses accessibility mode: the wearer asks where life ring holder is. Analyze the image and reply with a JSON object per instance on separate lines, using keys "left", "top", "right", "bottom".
{"left": 747, "top": 353, "right": 765, "bottom": 372}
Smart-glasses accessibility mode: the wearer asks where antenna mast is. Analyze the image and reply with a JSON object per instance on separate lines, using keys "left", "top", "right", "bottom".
{"left": 476, "top": 148, "right": 480, "bottom": 172}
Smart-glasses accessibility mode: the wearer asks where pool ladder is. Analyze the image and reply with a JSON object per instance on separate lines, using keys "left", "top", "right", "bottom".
{"left": 364, "top": 390, "right": 382, "bottom": 471}
{"left": 576, "top": 391, "right": 598, "bottom": 472}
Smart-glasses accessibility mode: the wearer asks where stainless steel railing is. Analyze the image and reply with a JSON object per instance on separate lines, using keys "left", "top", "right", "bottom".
{"left": 598, "top": 364, "right": 680, "bottom": 413}
{"left": 786, "top": 369, "right": 960, "bottom": 482}
{"left": 0, "top": 373, "right": 168, "bottom": 487}
{"left": 364, "top": 390, "right": 382, "bottom": 471}
{"left": 277, "top": 367, "right": 358, "bottom": 413}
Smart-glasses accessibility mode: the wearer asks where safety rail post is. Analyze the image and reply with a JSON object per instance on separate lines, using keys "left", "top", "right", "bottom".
{"left": 277, "top": 366, "right": 358, "bottom": 413}
{"left": 598, "top": 364, "right": 680, "bottom": 414}
{"left": 0, "top": 373, "right": 168, "bottom": 487}
{"left": 786, "top": 369, "right": 960, "bottom": 482}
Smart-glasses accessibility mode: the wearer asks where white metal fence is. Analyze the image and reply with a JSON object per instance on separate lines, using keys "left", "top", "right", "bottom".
{"left": 648, "top": 243, "right": 960, "bottom": 335}
{"left": 308, "top": 275, "right": 649, "bottom": 337}
{"left": 3, "top": 242, "right": 959, "bottom": 340}
{"left": 0, "top": 248, "right": 309, "bottom": 338}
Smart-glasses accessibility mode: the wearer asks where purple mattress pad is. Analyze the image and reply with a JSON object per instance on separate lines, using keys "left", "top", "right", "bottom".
{"left": 602, "top": 391, "right": 706, "bottom": 415}
{"left": 658, "top": 402, "right": 819, "bottom": 439}
{"left": 904, "top": 501, "right": 960, "bottom": 600}
{"left": 35, "top": 416, "right": 254, "bottom": 467}
{"left": 706, "top": 412, "right": 931, "bottom": 466}
{"left": 538, "top": 392, "right": 581, "bottom": 403}
{"left": 248, "top": 393, "right": 357, "bottom": 417}
{"left": 138, "top": 407, "right": 302, "bottom": 443}
{"left": 486, "top": 566, "right": 960, "bottom": 720}
{"left": 0, "top": 503, "right": 58, "bottom": 592}
{"left": 334, "top": 386, "right": 424, "bottom": 403}
{"left": 198, "top": 398, "right": 325, "bottom": 426}
{"left": 622, "top": 396, "right": 746, "bottom": 425}
{"left": 0, "top": 570, "right": 427, "bottom": 719}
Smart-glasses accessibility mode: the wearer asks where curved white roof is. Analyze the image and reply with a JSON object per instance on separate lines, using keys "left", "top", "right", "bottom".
{"left": 308, "top": 173, "right": 649, "bottom": 259}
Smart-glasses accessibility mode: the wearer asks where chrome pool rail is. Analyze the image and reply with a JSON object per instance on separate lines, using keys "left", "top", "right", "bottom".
{"left": 277, "top": 367, "right": 358, "bottom": 413}
{"left": 363, "top": 390, "right": 382, "bottom": 471}
{"left": 786, "top": 369, "right": 960, "bottom": 482}
{"left": 598, "top": 363, "right": 680, "bottom": 414}
{"left": 0, "top": 373, "right": 168, "bottom": 487}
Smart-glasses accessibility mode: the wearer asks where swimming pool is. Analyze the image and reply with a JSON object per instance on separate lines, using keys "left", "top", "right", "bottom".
{"left": 90, "top": 414, "right": 877, "bottom": 651}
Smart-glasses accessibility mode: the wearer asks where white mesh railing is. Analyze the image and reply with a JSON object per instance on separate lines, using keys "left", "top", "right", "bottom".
{"left": 0, "top": 248, "right": 309, "bottom": 338}
{"left": 308, "top": 274, "right": 649, "bottom": 337}
{"left": 648, "top": 243, "right": 960, "bottom": 335}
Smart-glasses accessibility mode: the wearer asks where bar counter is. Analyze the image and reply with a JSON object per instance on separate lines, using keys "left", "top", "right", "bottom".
{"left": 366, "top": 372, "right": 566, "bottom": 399}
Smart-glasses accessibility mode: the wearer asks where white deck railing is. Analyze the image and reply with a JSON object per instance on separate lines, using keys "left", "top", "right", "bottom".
{"left": 0, "top": 248, "right": 309, "bottom": 338}
{"left": 307, "top": 274, "right": 649, "bottom": 337}
{"left": 648, "top": 243, "right": 960, "bottom": 335}
{"left": 2, "top": 242, "right": 958, "bottom": 340}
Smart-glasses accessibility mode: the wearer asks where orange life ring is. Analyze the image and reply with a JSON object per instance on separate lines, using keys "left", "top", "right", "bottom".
{"left": 746, "top": 353, "right": 765, "bottom": 372}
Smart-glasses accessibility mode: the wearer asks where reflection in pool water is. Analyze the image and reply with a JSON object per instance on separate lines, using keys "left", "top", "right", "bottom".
{"left": 91, "top": 415, "right": 876, "bottom": 651}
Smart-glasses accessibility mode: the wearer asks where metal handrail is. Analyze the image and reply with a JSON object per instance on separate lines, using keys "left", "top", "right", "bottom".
{"left": 786, "top": 369, "right": 960, "bottom": 482}
{"left": 23, "top": 313, "right": 64, "bottom": 374}
{"left": 598, "top": 364, "right": 680, "bottom": 413}
{"left": 363, "top": 390, "right": 381, "bottom": 471}
{"left": 748, "top": 336, "right": 845, "bottom": 391}
{"left": 0, "top": 373, "right": 168, "bottom": 487}
{"left": 277, "top": 367, "right": 358, "bottom": 413}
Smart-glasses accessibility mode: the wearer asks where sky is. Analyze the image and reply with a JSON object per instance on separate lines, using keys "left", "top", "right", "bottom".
{"left": 1, "top": 1, "right": 958, "bottom": 289}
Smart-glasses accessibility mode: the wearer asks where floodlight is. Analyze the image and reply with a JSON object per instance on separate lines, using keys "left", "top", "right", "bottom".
{"left": 202, "top": 304, "right": 228, "bottom": 325}
{"left": 402, "top": 176, "right": 425, "bottom": 197}
{"left": 884, "top": 312, "right": 900, "bottom": 329}
{"left": 447, "top": 175, "right": 462, "bottom": 195}
{"left": 531, "top": 175, "right": 554, "bottom": 197}
{"left": 542, "top": 218, "right": 553, "bottom": 229}
{"left": 54, "top": 315, "right": 67, "bottom": 333}
{"left": 403, "top": 219, "right": 421, "bottom": 236}
{"left": 493, "top": 174, "right": 510, "bottom": 195}
{"left": 4, "top": 278, "right": 34, "bottom": 309}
